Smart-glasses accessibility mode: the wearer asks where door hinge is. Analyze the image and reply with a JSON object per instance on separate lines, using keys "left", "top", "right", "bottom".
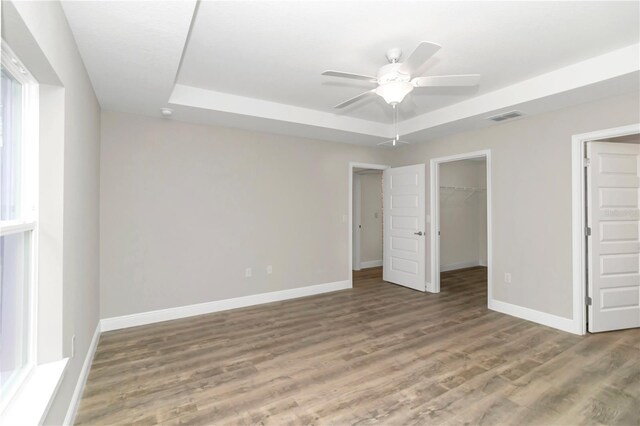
{"left": 585, "top": 226, "right": 591, "bottom": 237}
{"left": 586, "top": 296, "right": 592, "bottom": 306}
{"left": 583, "top": 157, "right": 591, "bottom": 167}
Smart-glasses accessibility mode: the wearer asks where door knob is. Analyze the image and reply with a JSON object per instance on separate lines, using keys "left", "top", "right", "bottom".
{"left": 414, "top": 231, "right": 423, "bottom": 236}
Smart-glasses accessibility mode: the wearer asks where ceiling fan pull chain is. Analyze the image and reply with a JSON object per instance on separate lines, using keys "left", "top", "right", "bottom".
{"left": 392, "top": 104, "right": 396, "bottom": 146}
{"left": 394, "top": 104, "right": 400, "bottom": 144}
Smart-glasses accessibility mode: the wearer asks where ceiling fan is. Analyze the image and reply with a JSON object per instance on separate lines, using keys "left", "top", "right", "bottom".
{"left": 322, "top": 41, "right": 480, "bottom": 109}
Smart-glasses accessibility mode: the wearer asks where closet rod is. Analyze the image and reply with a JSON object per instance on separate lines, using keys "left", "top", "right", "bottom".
{"left": 439, "top": 185, "right": 486, "bottom": 191}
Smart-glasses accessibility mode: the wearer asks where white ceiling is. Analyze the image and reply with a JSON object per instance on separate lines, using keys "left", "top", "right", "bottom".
{"left": 178, "top": 1, "right": 639, "bottom": 123}
{"left": 61, "top": 1, "right": 640, "bottom": 146}
{"left": 61, "top": 0, "right": 197, "bottom": 115}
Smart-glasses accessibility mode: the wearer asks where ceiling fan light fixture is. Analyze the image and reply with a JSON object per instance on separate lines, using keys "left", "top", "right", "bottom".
{"left": 376, "top": 81, "right": 414, "bottom": 105}
{"left": 324, "top": 42, "right": 479, "bottom": 110}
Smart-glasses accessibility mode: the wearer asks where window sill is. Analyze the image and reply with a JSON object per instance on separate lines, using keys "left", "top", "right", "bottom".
{"left": 0, "top": 358, "right": 69, "bottom": 425}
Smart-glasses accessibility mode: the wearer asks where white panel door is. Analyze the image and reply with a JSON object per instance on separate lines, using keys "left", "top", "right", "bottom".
{"left": 383, "top": 164, "right": 426, "bottom": 291}
{"left": 587, "top": 141, "right": 640, "bottom": 333}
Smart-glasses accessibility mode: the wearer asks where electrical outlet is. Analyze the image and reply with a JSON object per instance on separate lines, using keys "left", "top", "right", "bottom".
{"left": 267, "top": 265, "right": 273, "bottom": 274}
{"left": 71, "top": 335, "right": 76, "bottom": 358}
{"left": 504, "top": 273, "right": 512, "bottom": 284}
{"left": 245, "top": 268, "right": 252, "bottom": 278}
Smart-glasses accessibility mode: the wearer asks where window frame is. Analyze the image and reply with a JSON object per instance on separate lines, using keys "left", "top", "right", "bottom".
{"left": 0, "top": 41, "right": 39, "bottom": 413}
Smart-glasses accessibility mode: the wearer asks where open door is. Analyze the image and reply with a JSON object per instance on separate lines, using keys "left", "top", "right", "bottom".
{"left": 586, "top": 141, "right": 640, "bottom": 332}
{"left": 383, "top": 164, "right": 426, "bottom": 291}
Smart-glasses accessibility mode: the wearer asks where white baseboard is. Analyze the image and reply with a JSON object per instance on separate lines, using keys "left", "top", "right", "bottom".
{"left": 440, "top": 261, "right": 482, "bottom": 272}
{"left": 100, "top": 280, "right": 351, "bottom": 332}
{"left": 489, "top": 299, "right": 579, "bottom": 335}
{"left": 478, "top": 259, "right": 487, "bottom": 267}
{"left": 360, "top": 260, "right": 383, "bottom": 269}
{"left": 63, "top": 322, "right": 101, "bottom": 425}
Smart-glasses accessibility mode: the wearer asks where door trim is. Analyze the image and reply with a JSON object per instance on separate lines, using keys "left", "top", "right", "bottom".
{"left": 349, "top": 162, "right": 390, "bottom": 287}
{"left": 429, "top": 150, "right": 492, "bottom": 307}
{"left": 353, "top": 174, "right": 362, "bottom": 271}
{"left": 571, "top": 123, "right": 640, "bottom": 335}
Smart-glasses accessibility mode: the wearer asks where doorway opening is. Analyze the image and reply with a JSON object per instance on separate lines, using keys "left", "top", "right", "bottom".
{"left": 352, "top": 168, "right": 384, "bottom": 272}
{"left": 349, "top": 163, "right": 389, "bottom": 288}
{"left": 349, "top": 162, "right": 426, "bottom": 292}
{"left": 438, "top": 158, "right": 488, "bottom": 292}
{"left": 573, "top": 125, "right": 639, "bottom": 334}
{"left": 430, "top": 150, "right": 492, "bottom": 302}
{"left": 438, "top": 159, "right": 488, "bottom": 273}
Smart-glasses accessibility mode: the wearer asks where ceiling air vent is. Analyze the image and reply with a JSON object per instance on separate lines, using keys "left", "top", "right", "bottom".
{"left": 486, "top": 110, "right": 523, "bottom": 122}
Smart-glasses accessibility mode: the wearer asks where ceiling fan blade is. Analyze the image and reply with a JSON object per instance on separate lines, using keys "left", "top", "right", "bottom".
{"left": 398, "top": 41, "right": 441, "bottom": 76}
{"left": 322, "top": 70, "right": 377, "bottom": 82}
{"left": 334, "top": 90, "right": 376, "bottom": 109}
{"left": 412, "top": 74, "right": 481, "bottom": 87}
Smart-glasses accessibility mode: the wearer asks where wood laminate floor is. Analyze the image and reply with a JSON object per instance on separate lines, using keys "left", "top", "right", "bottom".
{"left": 76, "top": 267, "right": 639, "bottom": 425}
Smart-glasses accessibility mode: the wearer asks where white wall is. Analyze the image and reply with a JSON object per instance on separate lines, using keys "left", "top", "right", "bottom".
{"left": 359, "top": 172, "right": 383, "bottom": 265}
{"left": 100, "top": 111, "right": 391, "bottom": 318}
{"left": 393, "top": 91, "right": 640, "bottom": 319}
{"left": 439, "top": 159, "right": 487, "bottom": 271}
{"left": 3, "top": 1, "right": 101, "bottom": 424}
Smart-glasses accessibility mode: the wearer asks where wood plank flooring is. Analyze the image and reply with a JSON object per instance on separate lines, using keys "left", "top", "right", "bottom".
{"left": 76, "top": 267, "right": 639, "bottom": 425}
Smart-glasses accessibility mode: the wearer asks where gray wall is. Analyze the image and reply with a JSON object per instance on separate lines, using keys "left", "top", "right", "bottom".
{"left": 100, "top": 111, "right": 391, "bottom": 318}
{"left": 4, "top": 1, "right": 102, "bottom": 424}
{"left": 101, "top": 92, "right": 640, "bottom": 322}
{"left": 393, "top": 91, "right": 640, "bottom": 319}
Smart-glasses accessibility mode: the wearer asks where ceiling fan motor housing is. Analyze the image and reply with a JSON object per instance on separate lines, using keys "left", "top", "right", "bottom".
{"left": 377, "top": 63, "right": 411, "bottom": 84}
{"left": 385, "top": 47, "right": 403, "bottom": 63}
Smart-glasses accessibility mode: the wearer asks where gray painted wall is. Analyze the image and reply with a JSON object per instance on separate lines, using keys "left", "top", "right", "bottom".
{"left": 392, "top": 91, "right": 640, "bottom": 319}
{"left": 100, "top": 111, "right": 392, "bottom": 318}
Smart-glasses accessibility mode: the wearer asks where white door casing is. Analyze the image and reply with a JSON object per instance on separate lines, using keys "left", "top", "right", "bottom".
{"left": 586, "top": 141, "right": 640, "bottom": 333}
{"left": 383, "top": 164, "right": 426, "bottom": 291}
{"left": 352, "top": 174, "right": 361, "bottom": 271}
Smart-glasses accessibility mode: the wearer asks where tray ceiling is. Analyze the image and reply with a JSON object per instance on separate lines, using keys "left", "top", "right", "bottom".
{"left": 62, "top": 1, "right": 640, "bottom": 145}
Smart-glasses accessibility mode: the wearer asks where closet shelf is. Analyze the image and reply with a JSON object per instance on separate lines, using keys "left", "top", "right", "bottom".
{"left": 439, "top": 186, "right": 486, "bottom": 191}
{"left": 440, "top": 186, "right": 487, "bottom": 201}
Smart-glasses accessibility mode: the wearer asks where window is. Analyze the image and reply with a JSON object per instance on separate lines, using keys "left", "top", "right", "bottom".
{"left": 0, "top": 43, "right": 38, "bottom": 411}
